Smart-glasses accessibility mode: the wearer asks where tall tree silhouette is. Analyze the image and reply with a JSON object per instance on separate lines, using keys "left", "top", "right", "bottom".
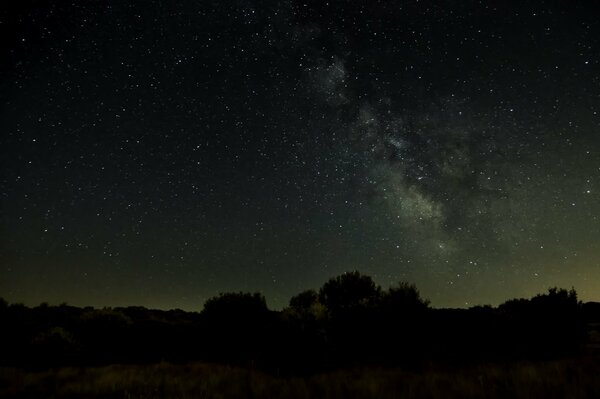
{"left": 319, "top": 271, "right": 381, "bottom": 317}
{"left": 200, "top": 292, "right": 273, "bottom": 366}
{"left": 318, "top": 272, "right": 382, "bottom": 364}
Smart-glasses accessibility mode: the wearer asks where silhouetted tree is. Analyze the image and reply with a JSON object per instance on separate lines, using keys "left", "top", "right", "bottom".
{"left": 497, "top": 287, "right": 586, "bottom": 357}
{"left": 368, "top": 282, "right": 431, "bottom": 363}
{"left": 200, "top": 292, "right": 273, "bottom": 366}
{"left": 319, "top": 271, "right": 381, "bottom": 316}
{"left": 382, "top": 282, "right": 429, "bottom": 313}
{"left": 288, "top": 289, "right": 326, "bottom": 320}
{"left": 281, "top": 290, "right": 329, "bottom": 373}
{"left": 531, "top": 287, "right": 579, "bottom": 310}
{"left": 202, "top": 292, "right": 269, "bottom": 321}
{"left": 316, "top": 272, "right": 383, "bottom": 365}
{"left": 0, "top": 297, "right": 8, "bottom": 311}
{"left": 289, "top": 289, "right": 319, "bottom": 312}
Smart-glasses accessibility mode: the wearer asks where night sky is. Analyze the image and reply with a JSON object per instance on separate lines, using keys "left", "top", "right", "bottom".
{"left": 1, "top": 1, "right": 599, "bottom": 310}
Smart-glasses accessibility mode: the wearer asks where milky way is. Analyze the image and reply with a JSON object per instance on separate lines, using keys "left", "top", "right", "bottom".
{"left": 1, "top": 1, "right": 599, "bottom": 309}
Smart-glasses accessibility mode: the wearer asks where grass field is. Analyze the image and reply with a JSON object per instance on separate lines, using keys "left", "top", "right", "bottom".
{"left": 2, "top": 357, "right": 600, "bottom": 399}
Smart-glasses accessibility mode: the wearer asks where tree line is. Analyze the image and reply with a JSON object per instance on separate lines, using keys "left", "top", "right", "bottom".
{"left": 0, "top": 272, "right": 595, "bottom": 374}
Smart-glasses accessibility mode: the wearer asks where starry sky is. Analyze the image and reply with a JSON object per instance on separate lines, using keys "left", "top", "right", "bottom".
{"left": 1, "top": 0, "right": 599, "bottom": 310}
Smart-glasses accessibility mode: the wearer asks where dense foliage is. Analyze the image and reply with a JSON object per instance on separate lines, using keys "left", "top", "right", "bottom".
{"left": 0, "top": 273, "right": 591, "bottom": 373}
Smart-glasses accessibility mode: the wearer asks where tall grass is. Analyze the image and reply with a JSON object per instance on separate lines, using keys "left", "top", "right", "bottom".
{"left": 1, "top": 358, "right": 599, "bottom": 398}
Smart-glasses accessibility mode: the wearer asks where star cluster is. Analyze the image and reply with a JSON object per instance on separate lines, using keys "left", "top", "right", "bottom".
{"left": 1, "top": 1, "right": 599, "bottom": 309}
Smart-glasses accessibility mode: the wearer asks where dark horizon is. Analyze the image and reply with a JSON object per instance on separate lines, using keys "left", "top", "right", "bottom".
{"left": 2, "top": 270, "right": 599, "bottom": 397}
{"left": 1, "top": 272, "right": 597, "bottom": 313}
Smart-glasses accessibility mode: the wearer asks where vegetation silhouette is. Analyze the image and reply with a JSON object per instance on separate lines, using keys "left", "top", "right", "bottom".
{"left": 0, "top": 272, "right": 593, "bottom": 374}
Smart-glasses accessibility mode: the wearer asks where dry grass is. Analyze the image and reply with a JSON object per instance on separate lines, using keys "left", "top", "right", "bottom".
{"left": 1, "top": 358, "right": 599, "bottom": 399}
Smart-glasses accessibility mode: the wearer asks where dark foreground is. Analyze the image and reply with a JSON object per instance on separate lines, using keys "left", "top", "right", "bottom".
{"left": 2, "top": 276, "right": 599, "bottom": 397}
{"left": 2, "top": 357, "right": 600, "bottom": 399}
